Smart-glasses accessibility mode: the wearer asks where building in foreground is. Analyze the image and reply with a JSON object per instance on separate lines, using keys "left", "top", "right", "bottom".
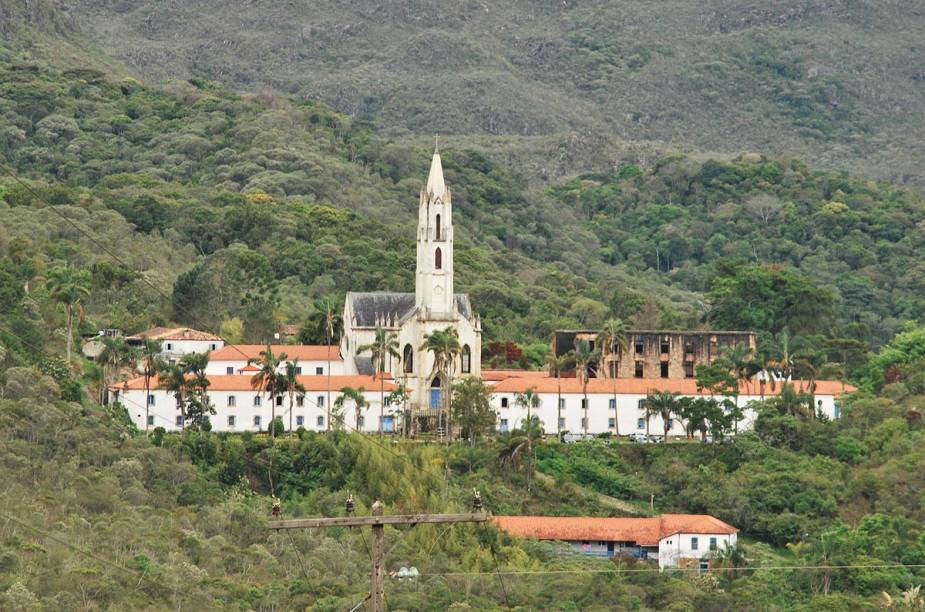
{"left": 204, "top": 344, "right": 344, "bottom": 376}
{"left": 493, "top": 514, "right": 738, "bottom": 569}
{"left": 125, "top": 327, "right": 223, "bottom": 363}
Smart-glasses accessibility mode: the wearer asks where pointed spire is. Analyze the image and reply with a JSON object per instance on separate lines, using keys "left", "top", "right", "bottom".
{"left": 426, "top": 147, "right": 445, "bottom": 198}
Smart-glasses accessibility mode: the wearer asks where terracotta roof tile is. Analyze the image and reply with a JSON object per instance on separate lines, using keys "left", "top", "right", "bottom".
{"left": 126, "top": 327, "right": 221, "bottom": 342}
{"left": 492, "top": 514, "right": 737, "bottom": 546}
{"left": 490, "top": 376, "right": 854, "bottom": 397}
{"left": 481, "top": 369, "right": 549, "bottom": 381}
{"left": 209, "top": 344, "right": 341, "bottom": 362}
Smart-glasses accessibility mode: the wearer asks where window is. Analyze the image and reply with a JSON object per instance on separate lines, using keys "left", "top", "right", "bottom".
{"left": 634, "top": 341, "right": 644, "bottom": 354}
{"left": 296, "top": 396, "right": 304, "bottom": 407}
{"left": 295, "top": 367, "right": 302, "bottom": 375}
{"left": 559, "top": 417, "right": 565, "bottom": 429}
{"left": 660, "top": 340, "right": 670, "bottom": 354}
{"left": 434, "top": 247, "right": 442, "bottom": 270}
{"left": 709, "top": 537, "right": 718, "bottom": 551}
{"left": 317, "top": 396, "right": 325, "bottom": 408}
{"left": 608, "top": 361, "right": 618, "bottom": 377}
{"left": 581, "top": 398, "right": 588, "bottom": 409}
{"left": 254, "top": 396, "right": 262, "bottom": 407}
{"left": 147, "top": 394, "right": 155, "bottom": 406}
{"left": 581, "top": 417, "right": 588, "bottom": 430}
{"left": 228, "top": 415, "right": 236, "bottom": 427}
{"left": 634, "top": 361, "right": 644, "bottom": 378}
{"left": 691, "top": 537, "right": 699, "bottom": 551}
{"left": 435, "top": 214, "right": 442, "bottom": 240}
{"left": 501, "top": 397, "right": 508, "bottom": 408}
{"left": 684, "top": 362, "right": 694, "bottom": 378}
{"left": 147, "top": 415, "right": 154, "bottom": 426}
{"left": 499, "top": 418, "right": 508, "bottom": 432}
{"left": 357, "top": 416, "right": 365, "bottom": 428}
{"left": 461, "top": 345, "right": 471, "bottom": 374}
{"left": 315, "top": 366, "right": 323, "bottom": 375}
{"left": 210, "top": 343, "right": 217, "bottom": 351}
{"left": 384, "top": 396, "right": 392, "bottom": 407}
{"left": 317, "top": 416, "right": 325, "bottom": 427}
{"left": 608, "top": 417, "right": 616, "bottom": 429}
{"left": 276, "top": 396, "right": 283, "bottom": 406}
{"left": 403, "top": 344, "right": 414, "bottom": 373}
{"left": 637, "top": 399, "right": 646, "bottom": 410}
{"left": 226, "top": 366, "right": 234, "bottom": 375}
{"left": 608, "top": 398, "right": 616, "bottom": 410}
{"left": 296, "top": 415, "right": 304, "bottom": 427}
{"left": 637, "top": 418, "right": 645, "bottom": 430}
{"left": 254, "top": 415, "right": 261, "bottom": 427}
{"left": 166, "top": 343, "right": 173, "bottom": 351}
{"left": 834, "top": 403, "right": 841, "bottom": 419}
{"left": 667, "top": 419, "right": 673, "bottom": 430}
{"left": 660, "top": 362, "right": 669, "bottom": 378}
{"left": 175, "top": 415, "right": 184, "bottom": 427}
{"left": 228, "top": 396, "right": 236, "bottom": 407}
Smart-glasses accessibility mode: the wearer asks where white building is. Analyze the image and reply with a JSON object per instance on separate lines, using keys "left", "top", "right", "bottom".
{"left": 493, "top": 514, "right": 738, "bottom": 569}
{"left": 111, "top": 374, "right": 397, "bottom": 433}
{"left": 126, "top": 327, "right": 223, "bottom": 363}
{"left": 488, "top": 375, "right": 852, "bottom": 436}
{"left": 341, "top": 148, "right": 482, "bottom": 415}
{"left": 205, "top": 344, "right": 345, "bottom": 376}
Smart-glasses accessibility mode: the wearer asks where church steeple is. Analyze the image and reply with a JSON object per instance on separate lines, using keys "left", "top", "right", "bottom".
{"left": 416, "top": 147, "right": 454, "bottom": 316}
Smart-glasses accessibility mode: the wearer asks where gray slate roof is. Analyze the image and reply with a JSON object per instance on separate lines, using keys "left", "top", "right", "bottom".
{"left": 348, "top": 292, "right": 472, "bottom": 327}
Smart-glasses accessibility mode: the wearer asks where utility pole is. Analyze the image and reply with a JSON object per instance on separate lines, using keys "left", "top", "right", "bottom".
{"left": 269, "top": 495, "right": 488, "bottom": 612}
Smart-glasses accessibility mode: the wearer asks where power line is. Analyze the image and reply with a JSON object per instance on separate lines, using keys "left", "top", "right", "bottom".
{"left": 418, "top": 562, "right": 925, "bottom": 577}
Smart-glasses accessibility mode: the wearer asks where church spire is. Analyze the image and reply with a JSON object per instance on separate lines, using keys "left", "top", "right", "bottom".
{"left": 426, "top": 148, "right": 445, "bottom": 198}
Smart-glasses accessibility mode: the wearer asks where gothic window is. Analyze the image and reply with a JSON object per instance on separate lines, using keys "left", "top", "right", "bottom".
{"left": 435, "top": 247, "right": 442, "bottom": 270}
{"left": 435, "top": 214, "right": 442, "bottom": 240}
{"left": 403, "top": 344, "right": 414, "bottom": 373}
{"left": 461, "top": 344, "right": 471, "bottom": 373}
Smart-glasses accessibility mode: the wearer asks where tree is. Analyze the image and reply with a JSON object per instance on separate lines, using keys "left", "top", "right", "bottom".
{"left": 250, "top": 345, "right": 286, "bottom": 437}
{"left": 45, "top": 263, "right": 91, "bottom": 363}
{"left": 420, "top": 327, "right": 461, "bottom": 440}
{"left": 280, "top": 360, "right": 305, "bottom": 439}
{"left": 309, "top": 297, "right": 342, "bottom": 431}
{"left": 159, "top": 362, "right": 187, "bottom": 429}
{"left": 359, "top": 325, "right": 400, "bottom": 438}
{"left": 597, "top": 318, "right": 628, "bottom": 435}
{"left": 545, "top": 351, "right": 572, "bottom": 439}
{"left": 451, "top": 377, "right": 495, "bottom": 445}
{"left": 514, "top": 387, "right": 541, "bottom": 492}
{"left": 646, "top": 390, "right": 681, "bottom": 440}
{"left": 387, "top": 382, "right": 411, "bottom": 436}
{"left": 98, "top": 336, "right": 135, "bottom": 405}
{"left": 573, "top": 338, "right": 599, "bottom": 435}
{"left": 138, "top": 339, "right": 163, "bottom": 432}
{"left": 335, "top": 386, "right": 368, "bottom": 432}
{"left": 179, "top": 351, "right": 212, "bottom": 430}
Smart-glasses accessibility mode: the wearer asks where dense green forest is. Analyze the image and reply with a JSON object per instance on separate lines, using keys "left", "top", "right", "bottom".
{"left": 3, "top": 4, "right": 925, "bottom": 610}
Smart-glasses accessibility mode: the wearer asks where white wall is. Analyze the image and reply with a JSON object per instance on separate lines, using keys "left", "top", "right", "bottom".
{"left": 204, "top": 359, "right": 346, "bottom": 376}
{"left": 658, "top": 532, "right": 737, "bottom": 569}
{"left": 490, "top": 391, "right": 841, "bottom": 437}
{"left": 160, "top": 339, "right": 223, "bottom": 362}
{"left": 115, "top": 386, "right": 385, "bottom": 433}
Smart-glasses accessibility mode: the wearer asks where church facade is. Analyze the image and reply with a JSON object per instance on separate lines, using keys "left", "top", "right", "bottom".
{"left": 340, "top": 149, "right": 482, "bottom": 415}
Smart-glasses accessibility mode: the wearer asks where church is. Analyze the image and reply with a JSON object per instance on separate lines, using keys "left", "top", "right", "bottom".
{"left": 339, "top": 148, "right": 483, "bottom": 419}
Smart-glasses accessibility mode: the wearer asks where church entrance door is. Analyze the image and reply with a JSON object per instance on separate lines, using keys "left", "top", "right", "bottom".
{"left": 430, "top": 377, "right": 442, "bottom": 410}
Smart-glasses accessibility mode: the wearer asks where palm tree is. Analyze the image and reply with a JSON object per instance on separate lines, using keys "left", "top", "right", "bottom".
{"left": 514, "top": 388, "right": 541, "bottom": 493}
{"left": 45, "top": 264, "right": 91, "bottom": 363}
{"left": 179, "top": 351, "right": 212, "bottom": 429}
{"left": 280, "top": 360, "right": 306, "bottom": 438}
{"left": 159, "top": 362, "right": 188, "bottom": 429}
{"left": 250, "top": 345, "right": 286, "bottom": 437}
{"left": 573, "top": 338, "right": 599, "bottom": 436}
{"left": 765, "top": 329, "right": 795, "bottom": 391}
{"left": 646, "top": 390, "right": 681, "bottom": 441}
{"left": 138, "top": 339, "right": 163, "bottom": 432}
{"left": 98, "top": 336, "right": 135, "bottom": 405}
{"left": 714, "top": 343, "right": 758, "bottom": 433}
{"left": 335, "top": 386, "right": 369, "bottom": 432}
{"left": 545, "top": 351, "right": 572, "bottom": 440}
{"left": 312, "top": 297, "right": 342, "bottom": 432}
{"left": 359, "top": 325, "right": 400, "bottom": 438}
{"left": 597, "top": 318, "right": 628, "bottom": 435}
{"left": 420, "top": 327, "right": 461, "bottom": 440}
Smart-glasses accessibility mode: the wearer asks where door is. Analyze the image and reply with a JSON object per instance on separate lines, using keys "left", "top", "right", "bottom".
{"left": 382, "top": 416, "right": 395, "bottom": 433}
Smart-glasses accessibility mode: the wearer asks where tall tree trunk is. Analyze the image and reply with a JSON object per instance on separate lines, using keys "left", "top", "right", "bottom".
{"left": 556, "top": 379, "right": 562, "bottom": 440}
{"left": 326, "top": 334, "right": 332, "bottom": 432}
{"left": 144, "top": 374, "right": 150, "bottom": 432}
{"left": 289, "top": 391, "right": 294, "bottom": 439}
{"left": 379, "top": 369, "right": 384, "bottom": 439}
{"left": 526, "top": 402, "right": 533, "bottom": 494}
{"left": 65, "top": 303, "right": 73, "bottom": 363}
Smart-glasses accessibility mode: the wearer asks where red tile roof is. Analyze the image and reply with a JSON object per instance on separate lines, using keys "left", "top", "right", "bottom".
{"left": 126, "top": 327, "right": 221, "bottom": 341}
{"left": 209, "top": 344, "right": 341, "bottom": 362}
{"left": 114, "top": 374, "right": 393, "bottom": 392}
{"left": 481, "top": 369, "right": 550, "bottom": 381}
{"left": 490, "top": 376, "right": 854, "bottom": 397}
{"left": 492, "top": 514, "right": 737, "bottom": 546}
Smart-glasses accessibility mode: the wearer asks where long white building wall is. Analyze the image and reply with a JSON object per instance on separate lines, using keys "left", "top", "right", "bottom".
{"left": 204, "top": 359, "right": 346, "bottom": 376}
{"left": 658, "top": 532, "right": 738, "bottom": 569}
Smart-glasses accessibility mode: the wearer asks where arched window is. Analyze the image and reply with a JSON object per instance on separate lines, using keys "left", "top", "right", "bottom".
{"left": 403, "top": 344, "right": 413, "bottom": 373}
{"left": 461, "top": 344, "right": 471, "bottom": 374}
{"left": 435, "top": 247, "right": 442, "bottom": 270}
{"left": 429, "top": 376, "right": 442, "bottom": 410}
{"left": 435, "top": 214, "right": 441, "bottom": 240}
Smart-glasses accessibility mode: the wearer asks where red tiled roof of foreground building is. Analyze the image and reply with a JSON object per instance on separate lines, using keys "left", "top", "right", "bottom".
{"left": 114, "top": 374, "right": 393, "bottom": 392}
{"left": 209, "top": 344, "right": 341, "bottom": 362}
{"left": 492, "top": 514, "right": 737, "bottom": 546}
{"left": 490, "top": 376, "right": 854, "bottom": 396}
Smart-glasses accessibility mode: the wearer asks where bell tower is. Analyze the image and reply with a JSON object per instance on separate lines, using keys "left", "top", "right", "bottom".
{"left": 415, "top": 147, "right": 454, "bottom": 316}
